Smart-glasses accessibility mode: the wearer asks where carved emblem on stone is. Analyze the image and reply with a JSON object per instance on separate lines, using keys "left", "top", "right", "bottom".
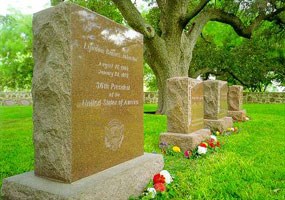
{"left": 104, "top": 119, "right": 124, "bottom": 151}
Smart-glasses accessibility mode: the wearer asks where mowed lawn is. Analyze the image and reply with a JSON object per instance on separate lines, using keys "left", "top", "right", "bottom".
{"left": 0, "top": 104, "right": 285, "bottom": 199}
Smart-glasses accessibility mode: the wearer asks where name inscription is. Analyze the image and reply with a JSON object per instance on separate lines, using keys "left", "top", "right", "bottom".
{"left": 77, "top": 38, "right": 140, "bottom": 108}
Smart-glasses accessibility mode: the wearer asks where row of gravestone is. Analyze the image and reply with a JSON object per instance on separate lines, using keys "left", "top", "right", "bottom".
{"left": 1, "top": 3, "right": 244, "bottom": 200}
{"left": 0, "top": 86, "right": 243, "bottom": 108}
{"left": 160, "top": 78, "right": 246, "bottom": 152}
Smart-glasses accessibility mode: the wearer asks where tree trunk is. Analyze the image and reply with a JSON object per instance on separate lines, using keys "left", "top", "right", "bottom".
{"left": 143, "top": 18, "right": 206, "bottom": 114}
{"left": 156, "top": 75, "right": 167, "bottom": 114}
{"left": 143, "top": 33, "right": 193, "bottom": 114}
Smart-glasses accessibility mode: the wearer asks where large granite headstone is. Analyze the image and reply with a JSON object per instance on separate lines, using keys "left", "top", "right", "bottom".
{"left": 227, "top": 85, "right": 247, "bottom": 121}
{"left": 1, "top": 2, "right": 163, "bottom": 199}
{"left": 203, "top": 80, "right": 233, "bottom": 132}
{"left": 160, "top": 77, "right": 211, "bottom": 151}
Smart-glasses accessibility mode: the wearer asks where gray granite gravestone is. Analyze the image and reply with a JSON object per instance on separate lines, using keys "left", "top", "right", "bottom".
{"left": 1, "top": 2, "right": 163, "bottom": 199}
{"left": 160, "top": 77, "right": 211, "bottom": 151}
{"left": 203, "top": 80, "right": 233, "bottom": 132}
{"left": 228, "top": 85, "right": 247, "bottom": 121}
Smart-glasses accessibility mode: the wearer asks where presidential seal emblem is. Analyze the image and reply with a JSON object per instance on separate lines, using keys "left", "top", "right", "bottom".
{"left": 104, "top": 119, "right": 124, "bottom": 151}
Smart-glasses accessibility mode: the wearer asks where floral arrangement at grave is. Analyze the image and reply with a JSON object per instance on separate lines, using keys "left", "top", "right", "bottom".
{"left": 132, "top": 170, "right": 177, "bottom": 199}
{"left": 213, "top": 127, "right": 240, "bottom": 136}
{"left": 159, "top": 142, "right": 181, "bottom": 157}
{"left": 184, "top": 135, "right": 221, "bottom": 159}
{"left": 159, "top": 135, "right": 222, "bottom": 160}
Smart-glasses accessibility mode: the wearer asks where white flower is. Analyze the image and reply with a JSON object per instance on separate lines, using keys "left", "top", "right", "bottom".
{"left": 160, "top": 170, "right": 173, "bottom": 184}
{"left": 147, "top": 187, "right": 156, "bottom": 198}
{"left": 245, "top": 117, "right": 249, "bottom": 121}
{"left": 231, "top": 127, "right": 235, "bottom": 131}
{"left": 210, "top": 135, "right": 217, "bottom": 142}
{"left": 197, "top": 146, "right": 207, "bottom": 154}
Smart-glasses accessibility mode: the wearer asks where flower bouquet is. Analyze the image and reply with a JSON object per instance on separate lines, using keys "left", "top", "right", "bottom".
{"left": 184, "top": 135, "right": 221, "bottom": 159}
{"left": 136, "top": 170, "right": 174, "bottom": 199}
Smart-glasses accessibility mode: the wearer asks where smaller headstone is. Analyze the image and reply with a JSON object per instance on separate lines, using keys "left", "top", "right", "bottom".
{"left": 203, "top": 80, "right": 233, "bottom": 132}
{"left": 160, "top": 77, "right": 211, "bottom": 151}
{"left": 227, "top": 85, "right": 246, "bottom": 121}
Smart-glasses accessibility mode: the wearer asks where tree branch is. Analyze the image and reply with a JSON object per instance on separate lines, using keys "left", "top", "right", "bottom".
{"left": 111, "top": 0, "right": 155, "bottom": 38}
{"left": 225, "top": 69, "right": 250, "bottom": 87}
{"left": 208, "top": 6, "right": 285, "bottom": 38}
{"left": 156, "top": 0, "right": 167, "bottom": 12}
{"left": 159, "top": 0, "right": 189, "bottom": 38}
{"left": 200, "top": 32, "right": 211, "bottom": 44}
{"left": 181, "top": 0, "right": 210, "bottom": 28}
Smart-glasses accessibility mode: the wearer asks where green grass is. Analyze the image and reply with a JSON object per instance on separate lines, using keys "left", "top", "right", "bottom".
{"left": 1, "top": 104, "right": 285, "bottom": 199}
{"left": 0, "top": 106, "right": 34, "bottom": 188}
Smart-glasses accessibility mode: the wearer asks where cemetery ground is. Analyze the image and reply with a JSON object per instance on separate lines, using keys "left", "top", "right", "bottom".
{"left": 0, "top": 104, "right": 284, "bottom": 199}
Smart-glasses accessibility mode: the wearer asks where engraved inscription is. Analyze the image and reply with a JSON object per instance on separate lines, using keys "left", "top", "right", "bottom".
{"left": 71, "top": 6, "right": 143, "bottom": 181}
{"left": 104, "top": 119, "right": 124, "bottom": 151}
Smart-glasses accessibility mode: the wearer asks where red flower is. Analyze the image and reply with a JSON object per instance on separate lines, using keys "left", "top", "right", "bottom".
{"left": 206, "top": 139, "right": 214, "bottom": 148}
{"left": 153, "top": 173, "right": 165, "bottom": 184}
{"left": 209, "top": 138, "right": 215, "bottom": 143}
{"left": 184, "top": 150, "right": 192, "bottom": 158}
{"left": 209, "top": 142, "right": 215, "bottom": 148}
{"left": 199, "top": 143, "right": 207, "bottom": 148}
{"left": 216, "top": 141, "right": 220, "bottom": 147}
{"left": 154, "top": 182, "right": 166, "bottom": 192}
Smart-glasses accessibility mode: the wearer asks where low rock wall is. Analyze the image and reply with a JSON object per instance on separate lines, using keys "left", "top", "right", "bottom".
{"left": 144, "top": 92, "right": 285, "bottom": 104}
{"left": 1, "top": 91, "right": 284, "bottom": 106}
{"left": 0, "top": 92, "right": 32, "bottom": 106}
{"left": 243, "top": 92, "right": 285, "bottom": 104}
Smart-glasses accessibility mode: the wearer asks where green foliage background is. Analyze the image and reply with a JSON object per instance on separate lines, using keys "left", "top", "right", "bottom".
{"left": 0, "top": 1, "right": 284, "bottom": 91}
{"left": 190, "top": 20, "right": 285, "bottom": 92}
{"left": 0, "top": 12, "right": 33, "bottom": 91}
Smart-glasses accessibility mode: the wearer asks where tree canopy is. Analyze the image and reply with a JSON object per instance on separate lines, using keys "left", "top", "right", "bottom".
{"left": 0, "top": 12, "right": 33, "bottom": 91}
{"left": 190, "top": 20, "right": 285, "bottom": 92}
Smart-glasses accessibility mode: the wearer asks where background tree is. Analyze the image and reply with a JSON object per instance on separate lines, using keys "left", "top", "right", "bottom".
{"left": 0, "top": 12, "right": 33, "bottom": 91}
{"left": 111, "top": 0, "right": 284, "bottom": 114}
{"left": 190, "top": 20, "right": 285, "bottom": 92}
{"left": 52, "top": 0, "right": 285, "bottom": 113}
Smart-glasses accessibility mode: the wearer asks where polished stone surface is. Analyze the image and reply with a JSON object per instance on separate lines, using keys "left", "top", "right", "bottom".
{"left": 32, "top": 2, "right": 143, "bottom": 183}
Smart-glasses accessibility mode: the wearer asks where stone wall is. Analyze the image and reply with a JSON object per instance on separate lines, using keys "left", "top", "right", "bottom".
{"left": 0, "top": 92, "right": 32, "bottom": 106}
{"left": 144, "top": 92, "right": 285, "bottom": 104}
{"left": 243, "top": 92, "right": 285, "bottom": 104}
{"left": 1, "top": 91, "right": 284, "bottom": 106}
{"left": 144, "top": 92, "right": 159, "bottom": 104}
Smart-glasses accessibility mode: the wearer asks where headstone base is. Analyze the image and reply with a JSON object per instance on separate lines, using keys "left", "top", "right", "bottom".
{"left": 228, "top": 110, "right": 246, "bottom": 122}
{"left": 160, "top": 129, "right": 211, "bottom": 151}
{"left": 1, "top": 153, "right": 163, "bottom": 200}
{"left": 204, "top": 117, "right": 233, "bottom": 132}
